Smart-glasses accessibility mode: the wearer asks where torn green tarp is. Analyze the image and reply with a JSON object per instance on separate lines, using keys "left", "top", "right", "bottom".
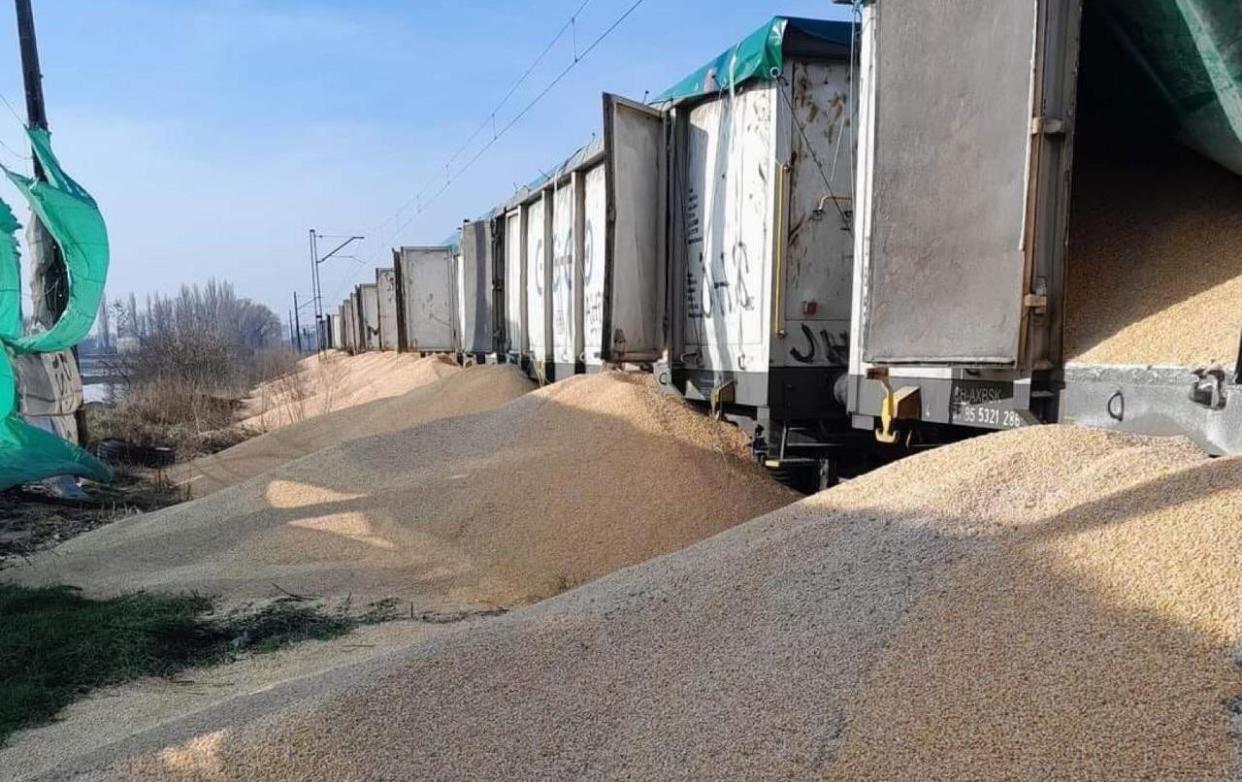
{"left": 0, "top": 127, "right": 110, "bottom": 489}
{"left": 1097, "top": 0, "right": 1242, "bottom": 174}
{"left": 652, "top": 16, "right": 855, "bottom": 104}
{"left": 5, "top": 127, "right": 110, "bottom": 352}
{"left": 0, "top": 199, "right": 20, "bottom": 342}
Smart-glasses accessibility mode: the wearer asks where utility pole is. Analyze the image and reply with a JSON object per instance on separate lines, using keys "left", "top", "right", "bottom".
{"left": 292, "top": 291, "right": 303, "bottom": 352}
{"left": 15, "top": 0, "right": 88, "bottom": 451}
{"left": 288, "top": 309, "right": 295, "bottom": 348}
{"left": 15, "top": 0, "right": 62, "bottom": 317}
{"left": 308, "top": 229, "right": 363, "bottom": 354}
{"left": 308, "top": 229, "right": 320, "bottom": 351}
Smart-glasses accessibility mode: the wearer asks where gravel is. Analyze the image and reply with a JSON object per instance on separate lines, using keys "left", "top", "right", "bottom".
{"left": 64, "top": 424, "right": 1242, "bottom": 781}
{"left": 8, "top": 371, "right": 794, "bottom": 614}
{"left": 182, "top": 363, "right": 534, "bottom": 496}
{"left": 1065, "top": 140, "right": 1242, "bottom": 367}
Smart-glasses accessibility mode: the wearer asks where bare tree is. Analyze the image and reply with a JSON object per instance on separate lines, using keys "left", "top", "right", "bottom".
{"left": 96, "top": 292, "right": 111, "bottom": 350}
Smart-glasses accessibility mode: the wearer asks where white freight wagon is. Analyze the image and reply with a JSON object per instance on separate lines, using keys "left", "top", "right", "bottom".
{"left": 658, "top": 16, "right": 858, "bottom": 489}
{"left": 343, "top": 302, "right": 354, "bottom": 352}
{"left": 845, "top": 0, "right": 1242, "bottom": 454}
{"left": 458, "top": 216, "right": 503, "bottom": 362}
{"left": 330, "top": 311, "right": 344, "bottom": 351}
{"left": 501, "top": 206, "right": 527, "bottom": 364}
{"left": 358, "top": 283, "right": 381, "bottom": 352}
{"left": 394, "top": 246, "right": 459, "bottom": 354}
{"left": 522, "top": 190, "right": 553, "bottom": 380}
{"left": 500, "top": 98, "right": 665, "bottom": 381}
{"left": 375, "top": 268, "right": 399, "bottom": 351}
{"left": 346, "top": 292, "right": 360, "bottom": 354}
{"left": 550, "top": 173, "right": 580, "bottom": 378}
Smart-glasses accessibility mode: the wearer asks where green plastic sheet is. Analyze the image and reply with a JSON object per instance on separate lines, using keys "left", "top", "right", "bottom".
{"left": 0, "top": 127, "right": 111, "bottom": 489}
{"left": 652, "top": 16, "right": 854, "bottom": 104}
{"left": 1099, "top": 0, "right": 1242, "bottom": 174}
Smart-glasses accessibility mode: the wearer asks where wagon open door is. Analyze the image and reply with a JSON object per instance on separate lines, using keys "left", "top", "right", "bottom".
{"left": 859, "top": 0, "right": 1078, "bottom": 370}
{"left": 601, "top": 92, "right": 665, "bottom": 363}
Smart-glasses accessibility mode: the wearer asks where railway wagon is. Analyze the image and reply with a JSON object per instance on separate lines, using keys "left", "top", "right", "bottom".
{"left": 346, "top": 291, "right": 361, "bottom": 354}
{"left": 502, "top": 157, "right": 567, "bottom": 381}
{"left": 393, "top": 245, "right": 459, "bottom": 354}
{"left": 375, "top": 268, "right": 399, "bottom": 351}
{"left": 456, "top": 216, "right": 503, "bottom": 363}
{"left": 500, "top": 96, "right": 665, "bottom": 382}
{"left": 500, "top": 204, "right": 527, "bottom": 365}
{"left": 330, "top": 311, "right": 344, "bottom": 351}
{"left": 845, "top": 0, "right": 1242, "bottom": 454}
{"left": 357, "top": 282, "right": 381, "bottom": 352}
{"left": 655, "top": 16, "right": 859, "bottom": 487}
{"left": 338, "top": 302, "right": 352, "bottom": 353}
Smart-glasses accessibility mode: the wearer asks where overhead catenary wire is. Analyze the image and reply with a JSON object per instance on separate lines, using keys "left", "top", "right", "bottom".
{"left": 361, "top": 0, "right": 597, "bottom": 258}
{"left": 326, "top": 0, "right": 647, "bottom": 310}
{"left": 362, "top": 0, "right": 646, "bottom": 265}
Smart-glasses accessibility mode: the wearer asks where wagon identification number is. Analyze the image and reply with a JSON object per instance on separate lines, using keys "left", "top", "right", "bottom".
{"left": 950, "top": 383, "right": 1027, "bottom": 430}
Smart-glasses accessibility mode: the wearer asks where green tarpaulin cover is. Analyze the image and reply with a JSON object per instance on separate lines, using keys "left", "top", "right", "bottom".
{"left": 1100, "top": 0, "right": 1242, "bottom": 175}
{"left": 0, "top": 127, "right": 111, "bottom": 489}
{"left": 652, "top": 16, "right": 854, "bottom": 104}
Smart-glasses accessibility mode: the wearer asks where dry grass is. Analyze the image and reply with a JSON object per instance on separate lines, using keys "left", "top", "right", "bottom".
{"left": 86, "top": 381, "right": 246, "bottom": 459}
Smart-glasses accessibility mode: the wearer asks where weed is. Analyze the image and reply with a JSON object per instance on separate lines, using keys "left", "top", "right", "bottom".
{"left": 0, "top": 585, "right": 401, "bottom": 745}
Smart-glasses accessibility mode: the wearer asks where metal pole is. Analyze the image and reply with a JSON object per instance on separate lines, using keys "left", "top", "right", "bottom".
{"left": 293, "top": 291, "right": 303, "bottom": 353}
{"left": 308, "top": 229, "right": 321, "bottom": 351}
{"left": 16, "top": 0, "right": 88, "bottom": 447}
{"left": 14, "top": 0, "right": 60, "bottom": 315}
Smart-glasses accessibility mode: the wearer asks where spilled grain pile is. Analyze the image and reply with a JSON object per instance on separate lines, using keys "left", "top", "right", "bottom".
{"left": 1065, "top": 138, "right": 1242, "bottom": 367}
{"left": 240, "top": 352, "right": 459, "bottom": 432}
{"left": 88, "top": 426, "right": 1242, "bottom": 782}
{"left": 10, "top": 372, "right": 794, "bottom": 613}
{"left": 182, "top": 364, "right": 534, "bottom": 497}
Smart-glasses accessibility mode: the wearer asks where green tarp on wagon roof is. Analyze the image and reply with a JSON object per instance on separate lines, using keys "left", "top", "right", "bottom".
{"left": 1097, "top": 0, "right": 1242, "bottom": 175}
{"left": 652, "top": 16, "right": 855, "bottom": 105}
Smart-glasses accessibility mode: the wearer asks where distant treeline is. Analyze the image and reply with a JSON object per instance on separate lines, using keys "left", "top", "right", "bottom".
{"left": 86, "top": 280, "right": 297, "bottom": 453}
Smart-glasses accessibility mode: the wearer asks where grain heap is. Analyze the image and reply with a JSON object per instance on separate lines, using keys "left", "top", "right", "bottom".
{"left": 239, "top": 352, "right": 459, "bottom": 432}
{"left": 10, "top": 372, "right": 794, "bottom": 613}
{"left": 182, "top": 364, "right": 535, "bottom": 496}
{"left": 90, "top": 425, "right": 1242, "bottom": 782}
{"left": 1064, "top": 139, "right": 1242, "bottom": 366}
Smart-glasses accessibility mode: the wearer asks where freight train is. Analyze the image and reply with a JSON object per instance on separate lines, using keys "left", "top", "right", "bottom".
{"left": 333, "top": 7, "right": 1242, "bottom": 489}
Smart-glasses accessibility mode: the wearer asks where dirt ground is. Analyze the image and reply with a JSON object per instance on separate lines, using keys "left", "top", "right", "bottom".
{"left": 0, "top": 471, "right": 184, "bottom": 565}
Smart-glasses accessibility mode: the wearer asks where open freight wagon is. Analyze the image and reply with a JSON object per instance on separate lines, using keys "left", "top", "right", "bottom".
{"left": 346, "top": 291, "right": 361, "bottom": 354}
{"left": 393, "top": 246, "right": 459, "bottom": 355}
{"left": 456, "top": 216, "right": 503, "bottom": 363}
{"left": 375, "top": 268, "right": 399, "bottom": 351}
{"left": 356, "top": 282, "right": 380, "bottom": 352}
{"left": 845, "top": 0, "right": 1242, "bottom": 454}
{"left": 501, "top": 100, "right": 665, "bottom": 382}
{"left": 654, "top": 17, "right": 860, "bottom": 488}
{"left": 330, "top": 312, "right": 344, "bottom": 351}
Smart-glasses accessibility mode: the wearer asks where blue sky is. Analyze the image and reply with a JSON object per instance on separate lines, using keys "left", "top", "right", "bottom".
{"left": 0, "top": 1, "right": 850, "bottom": 317}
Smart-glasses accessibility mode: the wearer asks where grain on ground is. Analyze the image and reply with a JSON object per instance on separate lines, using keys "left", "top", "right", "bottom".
{"left": 88, "top": 425, "right": 1242, "bottom": 781}
{"left": 182, "top": 363, "right": 534, "bottom": 496}
{"left": 240, "top": 352, "right": 458, "bottom": 432}
{"left": 8, "top": 371, "right": 795, "bottom": 615}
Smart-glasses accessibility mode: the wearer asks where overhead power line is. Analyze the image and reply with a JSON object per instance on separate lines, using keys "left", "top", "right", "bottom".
{"left": 363, "top": 0, "right": 594, "bottom": 252}
{"left": 349, "top": 0, "right": 647, "bottom": 282}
